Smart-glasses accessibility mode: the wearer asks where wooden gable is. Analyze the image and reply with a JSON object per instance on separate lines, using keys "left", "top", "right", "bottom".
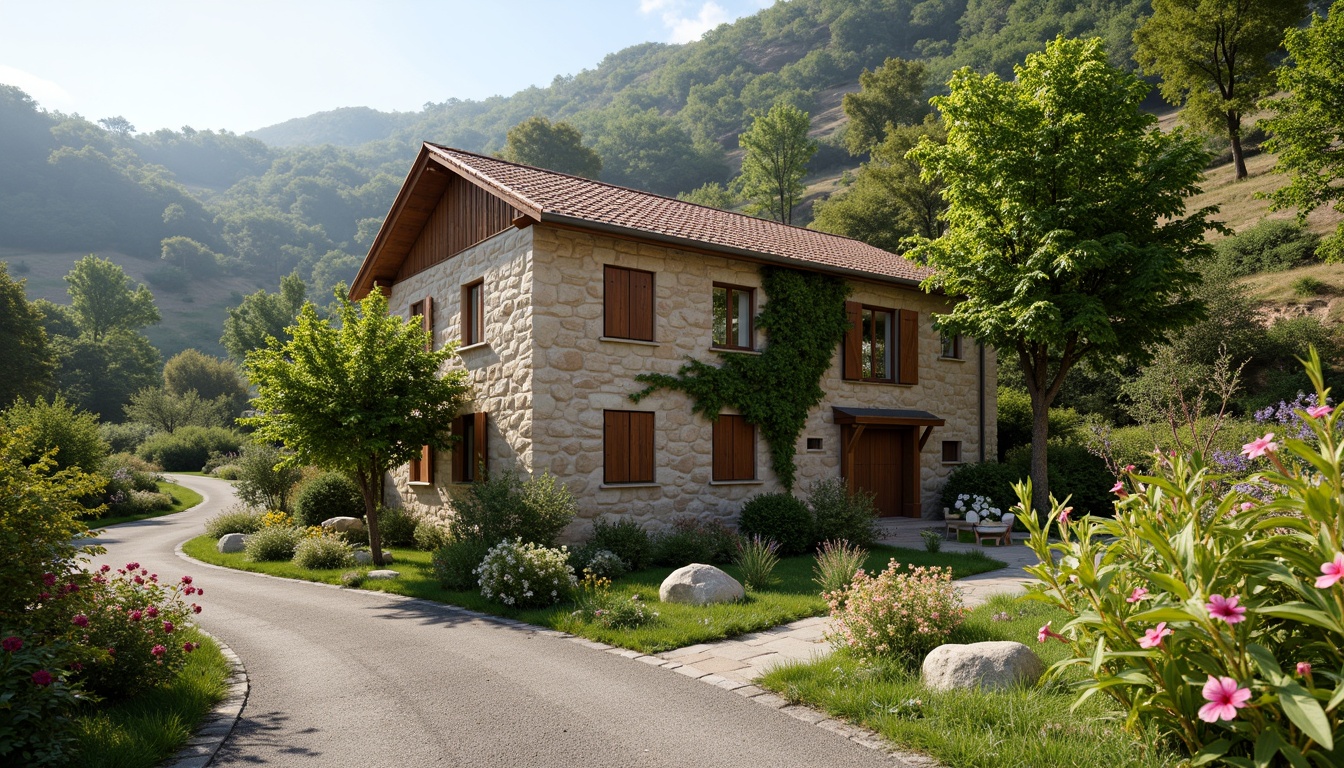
{"left": 395, "top": 173, "right": 525, "bottom": 281}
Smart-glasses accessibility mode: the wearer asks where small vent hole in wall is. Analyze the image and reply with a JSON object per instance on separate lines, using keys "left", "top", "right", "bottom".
{"left": 806, "top": 437, "right": 823, "bottom": 451}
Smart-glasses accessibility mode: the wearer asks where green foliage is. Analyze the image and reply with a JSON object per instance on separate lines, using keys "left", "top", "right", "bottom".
{"left": 291, "top": 534, "right": 355, "bottom": 570}
{"left": 293, "top": 471, "right": 364, "bottom": 527}
{"left": 430, "top": 538, "right": 492, "bottom": 590}
{"left": 738, "top": 102, "right": 817, "bottom": 224}
{"left": 136, "top": 426, "right": 243, "bottom": 472}
{"left": 841, "top": 57, "right": 929, "bottom": 154}
{"left": 676, "top": 181, "right": 736, "bottom": 209}
{"left": 447, "top": 469, "right": 577, "bottom": 548}
{"left": 738, "top": 492, "right": 813, "bottom": 556}
{"left": 159, "top": 236, "right": 221, "bottom": 278}
{"left": 63, "top": 255, "right": 160, "bottom": 342}
{"left": 3, "top": 395, "right": 108, "bottom": 474}
{"left": 942, "top": 443, "right": 1111, "bottom": 519}
{"left": 123, "top": 387, "right": 231, "bottom": 433}
{"left": 162, "top": 349, "right": 248, "bottom": 415}
{"left": 734, "top": 535, "right": 782, "bottom": 590}
{"left": 0, "top": 632, "right": 82, "bottom": 767}
{"left": 806, "top": 478, "right": 878, "bottom": 548}
{"left": 243, "top": 524, "right": 302, "bottom": 562}
{"left": 569, "top": 545, "right": 629, "bottom": 579}
{"left": 203, "top": 505, "right": 264, "bottom": 538}
{"left": 1212, "top": 219, "right": 1320, "bottom": 277}
{"left": 590, "top": 106, "right": 727, "bottom": 196}
{"left": 996, "top": 387, "right": 1083, "bottom": 460}
{"left": 219, "top": 273, "right": 307, "bottom": 361}
{"left": 232, "top": 442, "right": 303, "bottom": 513}
{"left": 634, "top": 266, "right": 850, "bottom": 489}
{"left": 412, "top": 519, "right": 450, "bottom": 552}
{"left": 940, "top": 461, "right": 1022, "bottom": 519}
{"left": 476, "top": 539, "right": 576, "bottom": 608}
{"left": 500, "top": 116, "right": 602, "bottom": 179}
{"left": 376, "top": 505, "right": 417, "bottom": 548}
{"left": 590, "top": 517, "right": 653, "bottom": 572}
{"left": 98, "top": 422, "right": 155, "bottom": 454}
{"left": 1262, "top": 2, "right": 1344, "bottom": 259}
{"left": 650, "top": 517, "right": 739, "bottom": 567}
{"left": 0, "top": 263, "right": 54, "bottom": 408}
{"left": 1293, "top": 275, "right": 1329, "bottom": 297}
{"left": 50, "top": 328, "right": 162, "bottom": 423}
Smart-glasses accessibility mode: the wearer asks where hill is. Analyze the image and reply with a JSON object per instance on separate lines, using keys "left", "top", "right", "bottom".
{"left": 246, "top": 107, "right": 415, "bottom": 148}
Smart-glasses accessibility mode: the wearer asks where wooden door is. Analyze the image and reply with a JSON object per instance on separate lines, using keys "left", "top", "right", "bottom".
{"left": 843, "top": 427, "right": 918, "bottom": 518}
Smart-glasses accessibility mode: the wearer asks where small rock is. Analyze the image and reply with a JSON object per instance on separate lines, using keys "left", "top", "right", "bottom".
{"left": 217, "top": 533, "right": 246, "bottom": 553}
{"left": 321, "top": 516, "right": 365, "bottom": 533}
{"left": 352, "top": 550, "right": 394, "bottom": 565}
{"left": 659, "top": 563, "right": 745, "bottom": 605}
{"left": 366, "top": 569, "right": 399, "bottom": 580}
{"left": 922, "top": 641, "right": 1044, "bottom": 692}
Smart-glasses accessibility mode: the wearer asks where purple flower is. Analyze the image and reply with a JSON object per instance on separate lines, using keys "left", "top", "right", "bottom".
{"left": 2, "top": 636, "right": 21, "bottom": 653}
{"left": 30, "top": 670, "right": 52, "bottom": 687}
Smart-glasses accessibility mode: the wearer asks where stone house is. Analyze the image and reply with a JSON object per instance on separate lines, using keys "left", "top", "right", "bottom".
{"left": 349, "top": 144, "right": 997, "bottom": 536}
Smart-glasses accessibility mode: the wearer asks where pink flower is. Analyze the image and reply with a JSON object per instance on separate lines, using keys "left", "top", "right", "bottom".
{"left": 180, "top": 575, "right": 193, "bottom": 585}
{"left": 183, "top": 642, "right": 197, "bottom": 653}
{"left": 1058, "top": 507, "right": 1072, "bottom": 524}
{"left": 42, "top": 572, "right": 56, "bottom": 586}
{"left": 183, "top": 586, "right": 195, "bottom": 595}
{"left": 133, "top": 576, "right": 144, "bottom": 585}
{"left": 191, "top": 604, "right": 202, "bottom": 614}
{"left": 125, "top": 562, "right": 139, "bottom": 571}
{"left": 128, "top": 609, "right": 143, "bottom": 622}
{"left": 162, "top": 621, "right": 175, "bottom": 634}
{"left": 2, "top": 636, "right": 21, "bottom": 653}
{"left": 145, "top": 606, "right": 158, "bottom": 618}
{"left": 1242, "top": 433, "right": 1277, "bottom": 459}
{"left": 150, "top": 644, "right": 166, "bottom": 658}
{"left": 1038, "top": 621, "right": 1068, "bottom": 643}
{"left": 1307, "top": 405, "right": 1333, "bottom": 419}
{"left": 1124, "top": 464, "right": 1136, "bottom": 473}
{"left": 1127, "top": 587, "right": 1149, "bottom": 604}
{"left": 30, "top": 669, "right": 52, "bottom": 687}
{"left": 1206, "top": 594, "right": 1246, "bottom": 624}
{"left": 1316, "top": 553, "right": 1344, "bottom": 589}
{"left": 1297, "top": 662, "right": 1312, "bottom": 678}
{"left": 71, "top": 614, "right": 89, "bottom": 628}
{"left": 1139, "top": 622, "right": 1172, "bottom": 649}
{"left": 1110, "top": 481, "right": 1127, "bottom": 497}
{"left": 1239, "top": 502, "right": 1254, "bottom": 512}
{"left": 1198, "top": 676, "right": 1252, "bottom": 722}
{"left": 196, "top": 588, "right": 203, "bottom": 596}
{"left": 99, "top": 564, "right": 110, "bottom": 573}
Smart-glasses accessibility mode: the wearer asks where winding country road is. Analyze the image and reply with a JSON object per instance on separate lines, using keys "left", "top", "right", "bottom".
{"left": 88, "top": 474, "right": 897, "bottom": 767}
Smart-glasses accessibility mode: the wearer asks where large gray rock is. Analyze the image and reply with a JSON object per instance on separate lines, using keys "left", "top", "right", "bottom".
{"left": 922, "top": 641, "right": 1044, "bottom": 692}
{"left": 365, "top": 569, "right": 399, "bottom": 580}
{"left": 353, "top": 550, "right": 394, "bottom": 565}
{"left": 321, "top": 516, "right": 365, "bottom": 533}
{"left": 217, "top": 533, "right": 246, "bottom": 553}
{"left": 659, "top": 564, "right": 745, "bottom": 605}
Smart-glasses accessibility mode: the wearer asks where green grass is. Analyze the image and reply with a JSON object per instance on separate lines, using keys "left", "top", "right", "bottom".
{"left": 182, "top": 535, "right": 1003, "bottom": 653}
{"left": 758, "top": 594, "right": 1182, "bottom": 768}
{"left": 68, "top": 629, "right": 230, "bottom": 768}
{"left": 91, "top": 481, "right": 205, "bottom": 528}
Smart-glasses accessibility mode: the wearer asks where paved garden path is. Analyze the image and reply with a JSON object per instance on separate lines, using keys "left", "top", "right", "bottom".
{"left": 88, "top": 475, "right": 907, "bottom": 768}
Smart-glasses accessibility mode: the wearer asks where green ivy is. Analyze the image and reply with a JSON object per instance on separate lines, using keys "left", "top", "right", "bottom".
{"left": 631, "top": 266, "right": 850, "bottom": 489}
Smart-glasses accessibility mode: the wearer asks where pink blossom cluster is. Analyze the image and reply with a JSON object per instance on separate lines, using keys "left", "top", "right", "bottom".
{"left": 825, "top": 560, "right": 966, "bottom": 663}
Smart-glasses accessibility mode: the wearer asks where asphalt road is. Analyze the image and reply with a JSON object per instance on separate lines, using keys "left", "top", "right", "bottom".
{"left": 88, "top": 474, "right": 896, "bottom": 768}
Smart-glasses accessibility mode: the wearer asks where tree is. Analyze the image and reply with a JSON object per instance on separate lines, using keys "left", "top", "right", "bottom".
{"left": 3, "top": 395, "right": 108, "bottom": 474}
{"left": 841, "top": 57, "right": 930, "bottom": 155}
{"left": 0, "top": 263, "right": 55, "bottom": 408}
{"left": 811, "top": 117, "right": 946, "bottom": 251}
{"left": 243, "top": 290, "right": 471, "bottom": 566}
{"left": 677, "top": 181, "right": 737, "bottom": 209}
{"left": 51, "top": 330, "right": 161, "bottom": 421}
{"left": 163, "top": 349, "right": 248, "bottom": 415}
{"left": 1135, "top": 0, "right": 1309, "bottom": 180}
{"left": 907, "top": 37, "right": 1216, "bottom": 515}
{"left": 233, "top": 442, "right": 303, "bottom": 513}
{"left": 220, "top": 272, "right": 307, "bottom": 361}
{"left": 590, "top": 106, "right": 727, "bottom": 196}
{"left": 63, "top": 255, "right": 160, "bottom": 342}
{"left": 123, "top": 387, "right": 230, "bottom": 433}
{"left": 738, "top": 103, "right": 817, "bottom": 224}
{"left": 160, "top": 236, "right": 220, "bottom": 277}
{"left": 1262, "top": 3, "right": 1344, "bottom": 260}
{"left": 501, "top": 116, "right": 602, "bottom": 179}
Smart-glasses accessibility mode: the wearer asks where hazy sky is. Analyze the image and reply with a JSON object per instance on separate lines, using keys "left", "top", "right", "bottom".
{"left": 0, "top": 0, "right": 769, "bottom": 134}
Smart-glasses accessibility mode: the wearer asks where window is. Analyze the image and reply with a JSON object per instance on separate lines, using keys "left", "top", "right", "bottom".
{"left": 843, "top": 302, "right": 919, "bottom": 385}
{"left": 409, "top": 297, "right": 434, "bottom": 352}
{"left": 604, "top": 265, "right": 655, "bottom": 341}
{"left": 942, "top": 441, "right": 962, "bottom": 464}
{"left": 603, "top": 410, "right": 655, "bottom": 484}
{"left": 451, "top": 412, "right": 488, "bottom": 483}
{"left": 408, "top": 445, "right": 433, "bottom": 484}
{"left": 461, "top": 280, "right": 484, "bottom": 346}
{"left": 806, "top": 437, "right": 824, "bottom": 452}
{"left": 712, "top": 415, "right": 755, "bottom": 481}
{"left": 941, "top": 332, "right": 963, "bottom": 360}
{"left": 712, "top": 284, "right": 753, "bottom": 350}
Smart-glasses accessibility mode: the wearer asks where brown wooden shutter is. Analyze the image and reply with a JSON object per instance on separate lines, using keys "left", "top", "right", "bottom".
{"left": 409, "top": 445, "right": 432, "bottom": 484}
{"left": 629, "top": 269, "right": 654, "bottom": 341}
{"left": 713, "top": 415, "right": 756, "bottom": 481}
{"left": 630, "top": 411, "right": 654, "bottom": 482}
{"left": 898, "top": 309, "right": 919, "bottom": 385}
{"left": 604, "top": 411, "right": 629, "bottom": 483}
{"left": 460, "top": 283, "right": 472, "bottom": 345}
{"left": 451, "top": 416, "right": 466, "bottom": 483}
{"left": 843, "top": 301, "right": 863, "bottom": 380}
{"left": 604, "top": 266, "right": 629, "bottom": 339}
{"left": 712, "top": 417, "right": 731, "bottom": 481}
{"left": 472, "top": 411, "right": 488, "bottom": 479}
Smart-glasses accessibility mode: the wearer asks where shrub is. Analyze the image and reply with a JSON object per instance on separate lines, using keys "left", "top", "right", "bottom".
{"left": 572, "top": 575, "right": 658, "bottom": 629}
{"left": 233, "top": 442, "right": 303, "bottom": 513}
{"left": 430, "top": 538, "right": 492, "bottom": 590}
{"left": 107, "top": 490, "right": 173, "bottom": 518}
{"left": 920, "top": 528, "right": 943, "bottom": 553}
{"left": 1293, "top": 275, "right": 1329, "bottom": 297}
{"left": 413, "top": 519, "right": 450, "bottom": 551}
{"left": 651, "top": 517, "right": 738, "bottom": 566}
{"left": 826, "top": 560, "right": 964, "bottom": 665}
{"left": 570, "top": 545, "right": 628, "bottom": 579}
{"left": 0, "top": 632, "right": 82, "bottom": 767}
{"left": 292, "top": 535, "right": 355, "bottom": 570}
{"left": 813, "top": 539, "right": 867, "bottom": 596}
{"left": 204, "top": 505, "right": 263, "bottom": 538}
{"left": 3, "top": 395, "right": 108, "bottom": 474}
{"left": 1213, "top": 218, "right": 1319, "bottom": 277}
{"left": 590, "top": 517, "right": 653, "bottom": 571}
{"left": 475, "top": 538, "right": 575, "bottom": 608}
{"left": 734, "top": 535, "right": 781, "bottom": 590}
{"left": 202, "top": 450, "right": 240, "bottom": 474}
{"left": 98, "top": 421, "right": 155, "bottom": 454}
{"left": 243, "top": 525, "right": 301, "bottom": 562}
{"left": 738, "top": 492, "right": 813, "bottom": 556}
{"left": 377, "top": 505, "right": 417, "bottom": 547}
{"left": 995, "top": 387, "right": 1083, "bottom": 460}
{"left": 136, "top": 426, "right": 242, "bottom": 471}
{"left": 213, "top": 464, "right": 241, "bottom": 480}
{"left": 102, "top": 453, "right": 160, "bottom": 492}
{"left": 806, "top": 478, "right": 877, "bottom": 548}
{"left": 339, "top": 570, "right": 365, "bottom": 588}
{"left": 293, "top": 471, "right": 364, "bottom": 527}
{"left": 449, "top": 469, "right": 576, "bottom": 547}
{"left": 940, "top": 459, "right": 1021, "bottom": 515}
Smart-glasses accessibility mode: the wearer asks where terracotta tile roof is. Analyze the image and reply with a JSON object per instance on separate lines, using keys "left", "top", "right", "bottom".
{"left": 424, "top": 143, "right": 931, "bottom": 285}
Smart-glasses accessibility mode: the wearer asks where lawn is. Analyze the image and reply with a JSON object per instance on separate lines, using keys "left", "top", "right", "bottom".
{"left": 758, "top": 593, "right": 1183, "bottom": 768}
{"left": 90, "top": 481, "right": 205, "bottom": 528}
{"left": 68, "top": 629, "right": 230, "bottom": 768}
{"left": 182, "top": 535, "right": 1004, "bottom": 653}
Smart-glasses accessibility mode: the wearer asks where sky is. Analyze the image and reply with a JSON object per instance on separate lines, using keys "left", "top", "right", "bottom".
{"left": 0, "top": 0, "right": 770, "bottom": 135}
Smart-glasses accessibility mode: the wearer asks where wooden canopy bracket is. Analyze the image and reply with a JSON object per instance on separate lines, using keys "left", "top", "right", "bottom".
{"left": 918, "top": 425, "right": 935, "bottom": 450}
{"left": 842, "top": 424, "right": 866, "bottom": 492}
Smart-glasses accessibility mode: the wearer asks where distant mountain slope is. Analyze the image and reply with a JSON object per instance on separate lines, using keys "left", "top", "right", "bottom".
{"left": 246, "top": 106, "right": 415, "bottom": 148}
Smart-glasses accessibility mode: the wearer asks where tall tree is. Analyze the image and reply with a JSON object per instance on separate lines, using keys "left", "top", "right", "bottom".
{"left": 501, "top": 116, "right": 603, "bottom": 179}
{"left": 907, "top": 36, "right": 1216, "bottom": 515}
{"left": 738, "top": 103, "right": 817, "bottom": 225}
{"left": 1262, "top": 2, "right": 1344, "bottom": 261}
{"left": 220, "top": 272, "right": 307, "bottom": 361}
{"left": 51, "top": 330, "right": 161, "bottom": 421}
{"left": 64, "top": 255, "right": 160, "bottom": 342}
{"left": 163, "top": 349, "right": 249, "bottom": 415}
{"left": 841, "top": 57, "right": 930, "bottom": 155}
{"left": 0, "top": 263, "right": 55, "bottom": 407}
{"left": 1135, "top": 0, "right": 1309, "bottom": 180}
{"left": 97, "top": 116, "right": 135, "bottom": 135}
{"left": 243, "top": 290, "right": 471, "bottom": 566}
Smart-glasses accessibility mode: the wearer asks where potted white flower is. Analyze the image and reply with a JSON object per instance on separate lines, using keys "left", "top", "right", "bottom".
{"left": 957, "top": 494, "right": 1007, "bottom": 532}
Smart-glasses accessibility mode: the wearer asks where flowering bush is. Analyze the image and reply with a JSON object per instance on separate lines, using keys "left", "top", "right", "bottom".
{"left": 571, "top": 546, "right": 628, "bottom": 579}
{"left": 571, "top": 573, "right": 658, "bottom": 629}
{"left": 476, "top": 538, "right": 575, "bottom": 608}
{"left": 0, "top": 633, "right": 82, "bottom": 767}
{"left": 825, "top": 560, "right": 964, "bottom": 664}
{"left": 292, "top": 534, "right": 355, "bottom": 570}
{"left": 953, "top": 493, "right": 1003, "bottom": 522}
{"left": 259, "top": 509, "right": 293, "bottom": 528}
{"left": 1020, "top": 351, "right": 1344, "bottom": 765}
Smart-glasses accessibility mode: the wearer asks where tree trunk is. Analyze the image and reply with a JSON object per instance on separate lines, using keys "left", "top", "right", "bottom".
{"left": 1227, "top": 110, "right": 1247, "bottom": 180}
{"left": 1029, "top": 388, "right": 1051, "bottom": 519}
{"left": 359, "top": 470, "right": 384, "bottom": 567}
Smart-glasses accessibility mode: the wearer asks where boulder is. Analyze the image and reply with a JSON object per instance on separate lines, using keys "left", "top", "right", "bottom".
{"left": 658, "top": 563, "right": 745, "bottom": 605}
{"left": 321, "top": 516, "right": 365, "bottom": 533}
{"left": 217, "top": 533, "right": 246, "bottom": 553}
{"left": 366, "top": 569, "right": 399, "bottom": 580}
{"left": 922, "top": 641, "right": 1044, "bottom": 692}
{"left": 353, "top": 550, "right": 394, "bottom": 565}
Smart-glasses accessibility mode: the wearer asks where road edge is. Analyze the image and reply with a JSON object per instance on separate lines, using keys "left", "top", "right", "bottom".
{"left": 160, "top": 621, "right": 249, "bottom": 768}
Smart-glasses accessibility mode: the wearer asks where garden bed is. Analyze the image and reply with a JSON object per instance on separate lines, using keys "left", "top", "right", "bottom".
{"left": 181, "top": 536, "right": 1004, "bottom": 653}
{"left": 91, "top": 481, "right": 204, "bottom": 528}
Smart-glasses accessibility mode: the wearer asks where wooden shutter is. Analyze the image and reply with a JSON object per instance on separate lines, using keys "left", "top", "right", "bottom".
{"left": 409, "top": 445, "right": 432, "bottom": 484}
{"left": 628, "top": 269, "right": 654, "bottom": 341}
{"left": 843, "top": 301, "right": 863, "bottom": 380}
{"left": 604, "top": 410, "right": 654, "bottom": 483}
{"left": 604, "top": 266, "right": 629, "bottom": 339}
{"left": 630, "top": 412, "right": 654, "bottom": 482}
{"left": 898, "top": 309, "right": 919, "bottom": 385}
{"left": 713, "top": 415, "right": 755, "bottom": 481}
{"left": 451, "top": 416, "right": 466, "bottom": 483}
{"left": 472, "top": 411, "right": 488, "bottom": 479}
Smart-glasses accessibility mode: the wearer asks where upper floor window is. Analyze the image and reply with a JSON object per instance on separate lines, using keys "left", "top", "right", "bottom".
{"left": 410, "top": 297, "right": 434, "bottom": 352}
{"left": 843, "top": 302, "right": 919, "bottom": 385}
{"left": 462, "top": 280, "right": 484, "bottom": 346}
{"left": 604, "top": 265, "right": 655, "bottom": 342}
{"left": 712, "top": 284, "right": 754, "bottom": 350}
{"left": 940, "top": 332, "right": 963, "bottom": 360}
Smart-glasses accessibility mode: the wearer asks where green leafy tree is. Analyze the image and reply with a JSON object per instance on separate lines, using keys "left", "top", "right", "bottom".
{"left": 162, "top": 349, "right": 248, "bottom": 415}
{"left": 51, "top": 330, "right": 161, "bottom": 421}
{"left": 1135, "top": 0, "right": 1309, "bottom": 180}
{"left": 738, "top": 103, "right": 817, "bottom": 224}
{"left": 841, "top": 57, "right": 930, "bottom": 155}
{"left": 501, "top": 116, "right": 602, "bottom": 179}
{"left": 160, "top": 236, "right": 220, "bottom": 277}
{"left": 97, "top": 116, "right": 135, "bottom": 135}
{"left": 123, "top": 387, "right": 230, "bottom": 433}
{"left": 1262, "top": 3, "right": 1344, "bottom": 261}
{"left": 590, "top": 106, "right": 727, "bottom": 196}
{"left": 3, "top": 395, "right": 108, "bottom": 474}
{"left": 243, "top": 290, "right": 472, "bottom": 565}
{"left": 677, "top": 181, "right": 737, "bottom": 209}
{"left": 220, "top": 272, "right": 307, "bottom": 361}
{"left": 63, "top": 255, "right": 160, "bottom": 342}
{"left": 0, "top": 263, "right": 55, "bottom": 407}
{"left": 907, "top": 37, "right": 1216, "bottom": 515}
